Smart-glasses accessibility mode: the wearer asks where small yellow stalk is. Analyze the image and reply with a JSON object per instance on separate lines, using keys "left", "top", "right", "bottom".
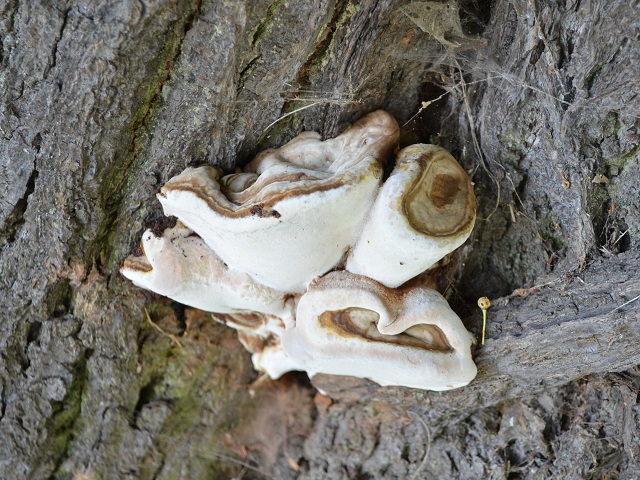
{"left": 477, "top": 297, "right": 491, "bottom": 345}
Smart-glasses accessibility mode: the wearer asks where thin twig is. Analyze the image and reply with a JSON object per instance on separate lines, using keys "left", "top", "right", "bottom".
{"left": 402, "top": 75, "right": 505, "bottom": 128}
{"left": 611, "top": 294, "right": 640, "bottom": 313}
{"left": 402, "top": 91, "right": 451, "bottom": 127}
{"left": 409, "top": 411, "right": 432, "bottom": 480}
{"left": 262, "top": 102, "right": 320, "bottom": 133}
{"left": 204, "top": 450, "right": 276, "bottom": 480}
{"left": 453, "top": 57, "right": 502, "bottom": 220}
{"left": 613, "top": 230, "right": 629, "bottom": 246}
{"left": 144, "top": 307, "right": 187, "bottom": 355}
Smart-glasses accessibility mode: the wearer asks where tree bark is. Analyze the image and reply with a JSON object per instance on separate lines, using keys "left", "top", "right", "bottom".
{"left": 0, "top": 0, "right": 638, "bottom": 479}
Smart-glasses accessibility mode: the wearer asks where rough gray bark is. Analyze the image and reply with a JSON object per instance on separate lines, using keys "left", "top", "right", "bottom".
{"left": 0, "top": 0, "right": 638, "bottom": 479}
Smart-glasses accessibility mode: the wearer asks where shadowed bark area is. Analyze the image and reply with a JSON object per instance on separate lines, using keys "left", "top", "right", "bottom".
{"left": 0, "top": 0, "right": 638, "bottom": 479}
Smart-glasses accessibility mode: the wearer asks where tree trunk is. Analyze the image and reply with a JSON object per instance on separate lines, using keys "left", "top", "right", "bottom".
{"left": 1, "top": 0, "right": 638, "bottom": 478}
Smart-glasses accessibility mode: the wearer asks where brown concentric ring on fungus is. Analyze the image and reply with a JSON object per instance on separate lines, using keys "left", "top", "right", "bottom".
{"left": 402, "top": 145, "right": 476, "bottom": 237}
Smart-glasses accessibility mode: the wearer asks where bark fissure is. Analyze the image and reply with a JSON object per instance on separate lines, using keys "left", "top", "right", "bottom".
{"left": 1, "top": 157, "right": 38, "bottom": 245}
{"left": 45, "top": 7, "right": 70, "bottom": 77}
{"left": 95, "top": 0, "right": 205, "bottom": 269}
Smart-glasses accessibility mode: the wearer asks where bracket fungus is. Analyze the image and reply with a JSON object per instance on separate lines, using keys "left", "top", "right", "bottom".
{"left": 122, "top": 110, "right": 478, "bottom": 391}
{"left": 155, "top": 110, "right": 399, "bottom": 293}
{"left": 345, "top": 144, "right": 476, "bottom": 287}
{"left": 120, "top": 221, "right": 290, "bottom": 317}
{"left": 280, "top": 271, "right": 477, "bottom": 390}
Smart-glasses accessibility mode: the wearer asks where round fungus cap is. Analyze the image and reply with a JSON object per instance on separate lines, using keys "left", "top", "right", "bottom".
{"left": 346, "top": 144, "right": 476, "bottom": 287}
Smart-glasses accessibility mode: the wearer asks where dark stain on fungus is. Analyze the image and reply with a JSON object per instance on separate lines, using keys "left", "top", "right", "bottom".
{"left": 250, "top": 204, "right": 281, "bottom": 218}
{"left": 149, "top": 215, "right": 178, "bottom": 237}
{"left": 429, "top": 174, "right": 460, "bottom": 208}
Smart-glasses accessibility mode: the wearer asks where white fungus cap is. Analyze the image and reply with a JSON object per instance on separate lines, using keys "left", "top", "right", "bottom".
{"left": 346, "top": 144, "right": 476, "bottom": 288}
{"left": 280, "top": 271, "right": 477, "bottom": 391}
{"left": 251, "top": 344, "right": 306, "bottom": 379}
{"left": 120, "top": 222, "right": 289, "bottom": 317}
{"left": 156, "top": 110, "right": 399, "bottom": 293}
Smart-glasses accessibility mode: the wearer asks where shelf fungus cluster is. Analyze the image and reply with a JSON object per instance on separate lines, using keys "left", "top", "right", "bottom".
{"left": 121, "top": 110, "right": 478, "bottom": 391}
